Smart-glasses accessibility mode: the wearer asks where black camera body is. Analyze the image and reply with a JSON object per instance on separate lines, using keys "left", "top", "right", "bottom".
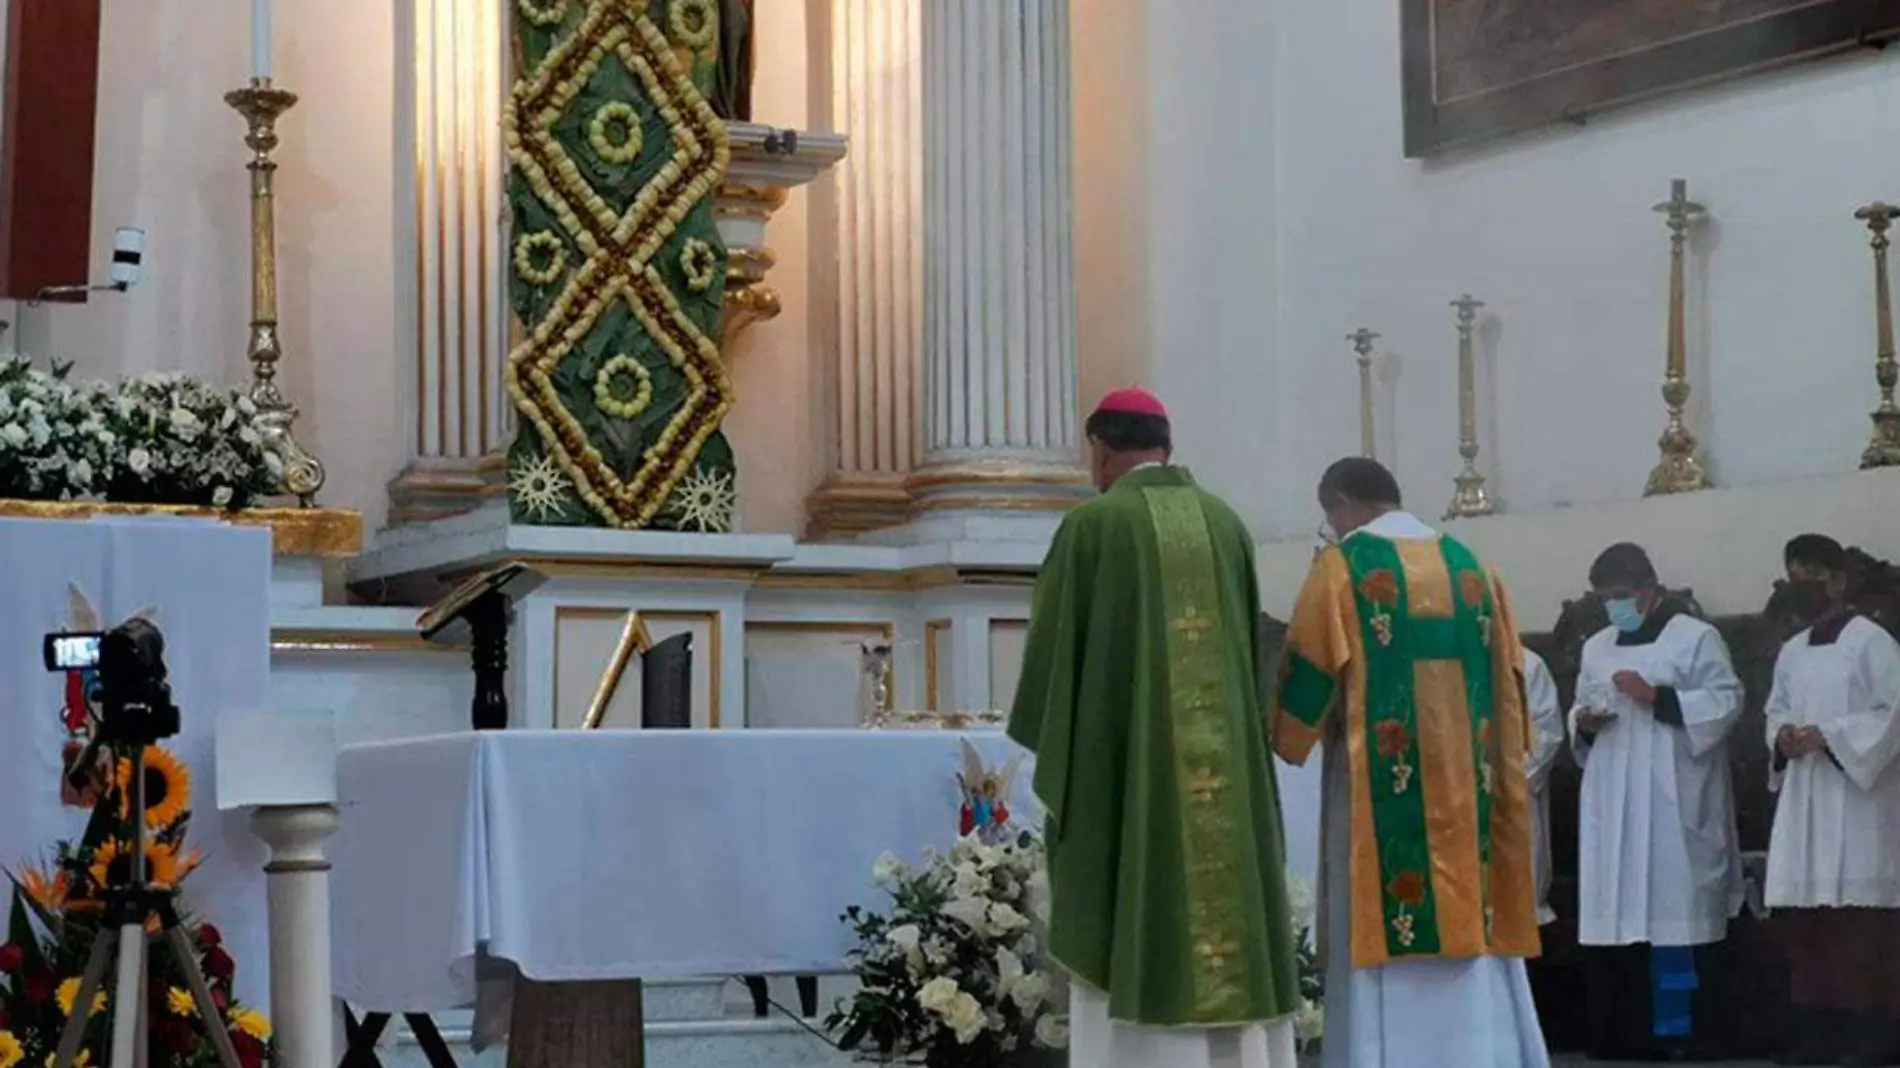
{"left": 43, "top": 618, "right": 180, "bottom": 747}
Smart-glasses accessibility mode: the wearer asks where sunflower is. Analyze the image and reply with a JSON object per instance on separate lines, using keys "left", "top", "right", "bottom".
{"left": 166, "top": 988, "right": 196, "bottom": 1017}
{"left": 115, "top": 746, "right": 191, "bottom": 830}
{"left": 229, "top": 1008, "right": 271, "bottom": 1041}
{"left": 55, "top": 977, "right": 106, "bottom": 1018}
{"left": 0, "top": 1030, "right": 21, "bottom": 1068}
{"left": 88, "top": 839, "right": 183, "bottom": 892}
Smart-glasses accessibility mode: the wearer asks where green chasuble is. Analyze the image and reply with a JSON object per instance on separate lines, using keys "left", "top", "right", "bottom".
{"left": 1007, "top": 465, "right": 1301, "bottom": 1027}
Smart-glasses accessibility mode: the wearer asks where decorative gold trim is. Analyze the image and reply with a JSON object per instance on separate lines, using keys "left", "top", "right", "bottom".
{"left": 270, "top": 630, "right": 459, "bottom": 654}
{"left": 924, "top": 618, "right": 950, "bottom": 712}
{"left": 904, "top": 464, "right": 1091, "bottom": 491}
{"left": 582, "top": 612, "right": 653, "bottom": 729}
{"left": 714, "top": 182, "right": 789, "bottom": 222}
{"left": 804, "top": 474, "right": 911, "bottom": 540}
{"left": 0, "top": 500, "right": 363, "bottom": 558}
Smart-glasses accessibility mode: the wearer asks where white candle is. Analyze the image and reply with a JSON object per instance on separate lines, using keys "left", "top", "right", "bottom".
{"left": 251, "top": 0, "right": 272, "bottom": 79}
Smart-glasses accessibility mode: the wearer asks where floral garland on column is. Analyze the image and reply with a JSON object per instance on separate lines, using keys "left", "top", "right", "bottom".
{"left": 504, "top": 0, "right": 739, "bottom": 532}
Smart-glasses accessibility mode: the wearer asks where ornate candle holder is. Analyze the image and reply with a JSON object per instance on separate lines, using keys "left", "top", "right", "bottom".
{"left": 1645, "top": 179, "right": 1710, "bottom": 496}
{"left": 1857, "top": 202, "right": 1900, "bottom": 469}
{"left": 1348, "top": 328, "right": 1380, "bottom": 459}
{"left": 225, "top": 78, "right": 325, "bottom": 505}
{"left": 1444, "top": 296, "right": 1494, "bottom": 520}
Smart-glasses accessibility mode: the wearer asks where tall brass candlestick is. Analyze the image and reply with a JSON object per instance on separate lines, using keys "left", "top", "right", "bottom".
{"left": 225, "top": 78, "right": 325, "bottom": 505}
{"left": 1444, "top": 295, "right": 1493, "bottom": 520}
{"left": 1858, "top": 202, "right": 1900, "bottom": 468}
{"left": 1645, "top": 179, "right": 1710, "bottom": 496}
{"left": 1348, "top": 328, "right": 1380, "bottom": 459}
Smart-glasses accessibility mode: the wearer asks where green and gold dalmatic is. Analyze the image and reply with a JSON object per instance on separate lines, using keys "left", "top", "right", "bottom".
{"left": 1008, "top": 466, "right": 1301, "bottom": 1027}
{"left": 504, "top": 0, "right": 738, "bottom": 531}
{"left": 1274, "top": 532, "right": 1541, "bottom": 969}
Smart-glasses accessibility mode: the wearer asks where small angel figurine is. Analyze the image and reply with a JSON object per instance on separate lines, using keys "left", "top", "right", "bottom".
{"left": 957, "top": 738, "right": 1023, "bottom": 844}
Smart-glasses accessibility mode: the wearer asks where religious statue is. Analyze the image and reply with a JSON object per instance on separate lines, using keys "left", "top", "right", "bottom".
{"left": 711, "top": 0, "right": 753, "bottom": 122}
{"left": 956, "top": 739, "right": 1021, "bottom": 845}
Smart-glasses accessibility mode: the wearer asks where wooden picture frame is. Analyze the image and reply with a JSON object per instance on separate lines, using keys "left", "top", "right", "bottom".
{"left": 1401, "top": 0, "right": 1900, "bottom": 158}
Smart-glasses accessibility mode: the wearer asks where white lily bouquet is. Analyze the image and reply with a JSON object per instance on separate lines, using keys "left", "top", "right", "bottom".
{"left": 0, "top": 359, "right": 283, "bottom": 508}
{"left": 827, "top": 833, "right": 1068, "bottom": 1067}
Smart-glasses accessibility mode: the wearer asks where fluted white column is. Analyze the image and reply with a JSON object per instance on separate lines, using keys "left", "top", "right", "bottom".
{"left": 389, "top": 0, "right": 512, "bottom": 524}
{"left": 909, "top": 0, "right": 1086, "bottom": 514}
{"left": 807, "top": 0, "right": 924, "bottom": 538}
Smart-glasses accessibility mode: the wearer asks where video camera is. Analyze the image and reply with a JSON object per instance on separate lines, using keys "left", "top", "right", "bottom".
{"left": 43, "top": 618, "right": 180, "bottom": 747}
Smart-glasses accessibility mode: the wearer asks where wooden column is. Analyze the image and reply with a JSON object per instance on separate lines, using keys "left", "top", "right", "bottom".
{"left": 0, "top": 0, "right": 102, "bottom": 300}
{"left": 507, "top": 979, "right": 644, "bottom": 1068}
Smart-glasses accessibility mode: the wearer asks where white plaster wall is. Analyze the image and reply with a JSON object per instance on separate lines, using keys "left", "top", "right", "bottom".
{"left": 1126, "top": 0, "right": 1900, "bottom": 543}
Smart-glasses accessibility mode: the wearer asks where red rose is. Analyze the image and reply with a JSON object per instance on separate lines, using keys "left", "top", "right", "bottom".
{"left": 195, "top": 923, "right": 222, "bottom": 950}
{"left": 22, "top": 974, "right": 53, "bottom": 1004}
{"left": 0, "top": 943, "right": 23, "bottom": 972}
{"left": 212, "top": 987, "right": 229, "bottom": 1012}
{"left": 156, "top": 1018, "right": 195, "bottom": 1056}
{"left": 203, "top": 946, "right": 236, "bottom": 982}
{"left": 230, "top": 1031, "right": 267, "bottom": 1068}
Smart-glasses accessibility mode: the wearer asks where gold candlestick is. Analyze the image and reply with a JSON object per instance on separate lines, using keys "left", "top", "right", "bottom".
{"left": 1858, "top": 201, "right": 1900, "bottom": 469}
{"left": 225, "top": 77, "right": 325, "bottom": 505}
{"left": 1444, "top": 295, "right": 1493, "bottom": 520}
{"left": 1645, "top": 178, "right": 1710, "bottom": 496}
{"left": 1347, "top": 328, "right": 1380, "bottom": 459}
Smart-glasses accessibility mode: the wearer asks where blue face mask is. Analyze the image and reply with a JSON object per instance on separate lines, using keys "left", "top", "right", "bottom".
{"left": 1605, "top": 597, "right": 1645, "bottom": 634}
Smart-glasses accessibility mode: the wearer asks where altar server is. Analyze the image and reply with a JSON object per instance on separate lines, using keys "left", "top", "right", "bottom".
{"left": 1009, "top": 387, "right": 1301, "bottom": 1068}
{"left": 1570, "top": 542, "right": 1744, "bottom": 1061}
{"left": 1273, "top": 457, "right": 1551, "bottom": 1068}
{"left": 1764, "top": 534, "right": 1900, "bottom": 1066}
{"left": 1523, "top": 647, "right": 1565, "bottom": 926}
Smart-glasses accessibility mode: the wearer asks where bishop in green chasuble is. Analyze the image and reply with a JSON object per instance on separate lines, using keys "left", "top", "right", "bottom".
{"left": 1009, "top": 390, "right": 1300, "bottom": 1041}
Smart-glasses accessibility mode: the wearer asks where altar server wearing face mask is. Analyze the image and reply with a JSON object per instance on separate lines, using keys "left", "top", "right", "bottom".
{"left": 1569, "top": 542, "right": 1745, "bottom": 1062}
{"left": 1764, "top": 534, "right": 1900, "bottom": 1067}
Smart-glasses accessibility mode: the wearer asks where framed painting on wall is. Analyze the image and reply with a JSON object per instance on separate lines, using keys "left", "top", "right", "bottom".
{"left": 1402, "top": 0, "right": 1900, "bottom": 157}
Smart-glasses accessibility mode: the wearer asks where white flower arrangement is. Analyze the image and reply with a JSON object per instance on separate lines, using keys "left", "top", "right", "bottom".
{"left": 0, "top": 359, "right": 284, "bottom": 509}
{"left": 0, "top": 358, "right": 113, "bottom": 501}
{"left": 829, "top": 834, "right": 1067, "bottom": 1068}
{"left": 1287, "top": 870, "right": 1326, "bottom": 1051}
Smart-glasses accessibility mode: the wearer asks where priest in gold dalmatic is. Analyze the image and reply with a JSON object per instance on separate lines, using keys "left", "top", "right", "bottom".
{"left": 1273, "top": 457, "right": 1551, "bottom": 1068}
{"left": 1010, "top": 387, "right": 1302, "bottom": 1068}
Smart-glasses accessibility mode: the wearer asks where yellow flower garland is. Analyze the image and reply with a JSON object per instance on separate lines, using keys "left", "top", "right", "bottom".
{"left": 680, "top": 237, "right": 719, "bottom": 292}
{"left": 587, "top": 101, "right": 643, "bottom": 166}
{"left": 0, "top": 1030, "right": 22, "bottom": 1068}
{"left": 503, "top": 2, "right": 732, "bottom": 529}
{"left": 517, "top": 0, "right": 566, "bottom": 29}
{"left": 593, "top": 355, "right": 654, "bottom": 419}
{"left": 667, "top": 0, "right": 717, "bottom": 50}
{"left": 513, "top": 232, "right": 569, "bottom": 286}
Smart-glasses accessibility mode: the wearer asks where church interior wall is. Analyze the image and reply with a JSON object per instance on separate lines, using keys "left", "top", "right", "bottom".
{"left": 1140, "top": 0, "right": 1900, "bottom": 577}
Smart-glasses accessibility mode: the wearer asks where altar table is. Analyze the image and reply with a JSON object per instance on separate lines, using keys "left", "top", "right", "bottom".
{"left": 331, "top": 729, "right": 1035, "bottom": 1018}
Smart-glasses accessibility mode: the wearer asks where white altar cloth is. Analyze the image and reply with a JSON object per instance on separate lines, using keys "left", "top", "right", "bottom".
{"left": 331, "top": 729, "right": 1033, "bottom": 1013}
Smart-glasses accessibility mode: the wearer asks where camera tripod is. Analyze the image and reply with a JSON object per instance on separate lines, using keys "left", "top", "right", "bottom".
{"left": 50, "top": 744, "right": 243, "bottom": 1068}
